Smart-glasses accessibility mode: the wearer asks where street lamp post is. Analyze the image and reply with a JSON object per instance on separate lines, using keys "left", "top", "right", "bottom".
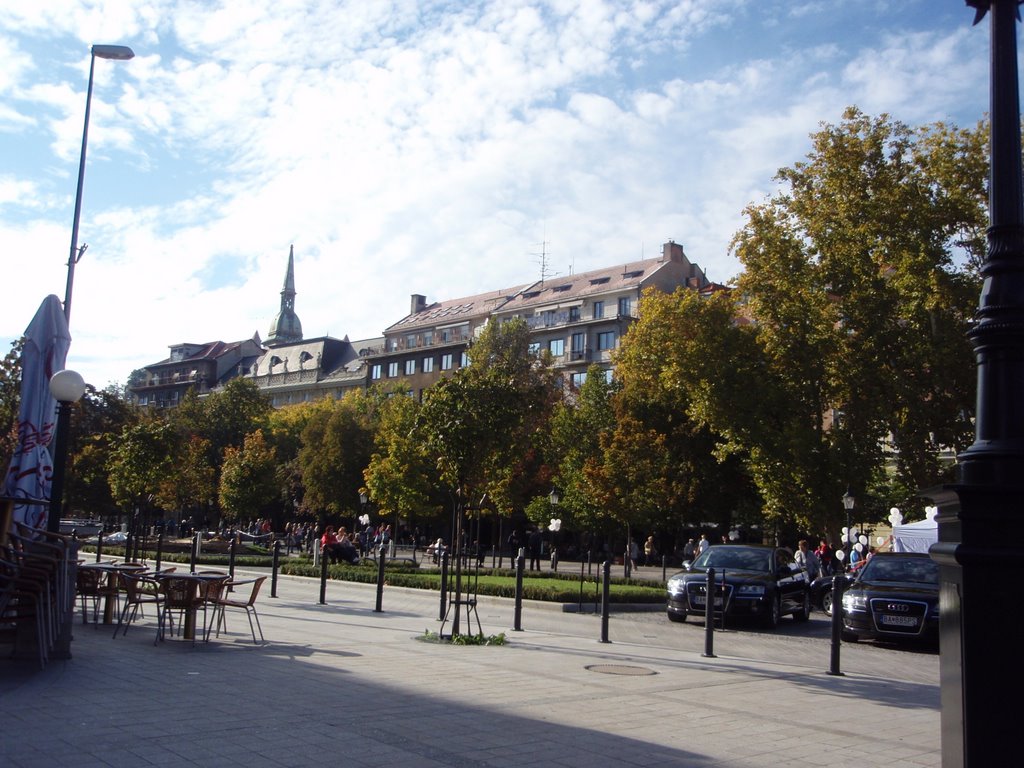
{"left": 842, "top": 491, "right": 855, "bottom": 563}
{"left": 932, "top": 4, "right": 1024, "bottom": 765}
{"left": 63, "top": 44, "right": 134, "bottom": 327}
{"left": 47, "top": 370, "right": 87, "bottom": 533}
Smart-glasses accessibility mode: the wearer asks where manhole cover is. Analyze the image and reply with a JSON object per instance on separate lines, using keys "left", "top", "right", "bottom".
{"left": 585, "top": 664, "right": 657, "bottom": 676}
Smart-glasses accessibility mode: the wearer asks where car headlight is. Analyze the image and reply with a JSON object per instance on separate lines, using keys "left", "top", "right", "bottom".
{"left": 842, "top": 593, "right": 867, "bottom": 611}
{"left": 667, "top": 578, "right": 686, "bottom": 596}
{"left": 736, "top": 584, "right": 765, "bottom": 596}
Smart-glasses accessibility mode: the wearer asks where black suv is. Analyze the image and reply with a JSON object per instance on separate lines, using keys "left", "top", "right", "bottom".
{"left": 665, "top": 545, "right": 811, "bottom": 628}
{"left": 841, "top": 553, "right": 939, "bottom": 644}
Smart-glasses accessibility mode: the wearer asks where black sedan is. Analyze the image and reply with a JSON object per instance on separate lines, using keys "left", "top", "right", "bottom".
{"left": 810, "top": 572, "right": 854, "bottom": 616}
{"left": 840, "top": 553, "right": 939, "bottom": 644}
{"left": 666, "top": 545, "right": 810, "bottom": 628}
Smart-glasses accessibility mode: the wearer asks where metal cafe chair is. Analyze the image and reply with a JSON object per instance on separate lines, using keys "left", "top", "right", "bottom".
{"left": 209, "top": 576, "right": 267, "bottom": 643}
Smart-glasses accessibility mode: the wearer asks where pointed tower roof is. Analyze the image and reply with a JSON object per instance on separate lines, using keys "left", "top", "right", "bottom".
{"left": 266, "top": 245, "right": 303, "bottom": 347}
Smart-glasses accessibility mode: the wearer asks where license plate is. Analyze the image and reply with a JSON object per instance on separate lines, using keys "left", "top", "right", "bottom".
{"left": 691, "top": 596, "right": 722, "bottom": 607}
{"left": 880, "top": 614, "right": 918, "bottom": 627}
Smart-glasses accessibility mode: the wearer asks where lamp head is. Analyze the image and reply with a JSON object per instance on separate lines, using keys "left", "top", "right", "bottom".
{"left": 50, "top": 369, "right": 87, "bottom": 403}
{"left": 842, "top": 491, "right": 855, "bottom": 511}
{"left": 92, "top": 44, "right": 135, "bottom": 61}
{"left": 549, "top": 488, "right": 560, "bottom": 505}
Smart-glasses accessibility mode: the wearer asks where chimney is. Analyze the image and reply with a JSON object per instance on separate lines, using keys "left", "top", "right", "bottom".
{"left": 410, "top": 294, "right": 427, "bottom": 314}
{"left": 662, "top": 240, "right": 685, "bottom": 263}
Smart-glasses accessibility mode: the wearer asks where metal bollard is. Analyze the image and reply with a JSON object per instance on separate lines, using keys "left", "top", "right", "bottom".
{"left": 96, "top": 530, "right": 104, "bottom": 563}
{"left": 623, "top": 549, "right": 630, "bottom": 579}
{"left": 374, "top": 543, "right": 386, "bottom": 612}
{"left": 319, "top": 547, "right": 329, "bottom": 604}
{"left": 578, "top": 559, "right": 586, "bottom": 613}
{"left": 827, "top": 574, "right": 846, "bottom": 676}
{"left": 439, "top": 550, "right": 449, "bottom": 620}
{"left": 189, "top": 531, "right": 199, "bottom": 573}
{"left": 155, "top": 532, "right": 164, "bottom": 572}
{"left": 271, "top": 539, "right": 281, "bottom": 598}
{"left": 600, "top": 560, "right": 611, "bottom": 643}
{"left": 228, "top": 535, "right": 237, "bottom": 592}
{"left": 513, "top": 548, "right": 525, "bottom": 631}
{"left": 702, "top": 567, "right": 716, "bottom": 658}
{"left": 662, "top": 554, "right": 667, "bottom": 582}
{"left": 124, "top": 532, "right": 133, "bottom": 562}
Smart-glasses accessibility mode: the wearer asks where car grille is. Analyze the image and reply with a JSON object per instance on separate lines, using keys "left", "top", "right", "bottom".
{"left": 686, "top": 582, "right": 734, "bottom": 611}
{"left": 869, "top": 598, "right": 930, "bottom": 635}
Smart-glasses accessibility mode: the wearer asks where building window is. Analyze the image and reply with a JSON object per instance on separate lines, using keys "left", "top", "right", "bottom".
{"left": 597, "top": 331, "right": 616, "bottom": 351}
{"left": 604, "top": 368, "right": 614, "bottom": 384}
{"left": 542, "top": 310, "right": 556, "bottom": 326}
{"left": 571, "top": 333, "right": 585, "bottom": 353}
{"left": 569, "top": 306, "right": 580, "bottom": 322}
{"left": 405, "top": 359, "right": 416, "bottom": 375}
{"left": 406, "top": 334, "right": 417, "bottom": 349}
{"left": 423, "top": 330, "right": 433, "bottom": 346}
{"left": 371, "top": 364, "right": 382, "bottom": 380}
{"left": 593, "top": 301, "right": 604, "bottom": 319}
{"left": 441, "top": 353, "right": 453, "bottom": 370}
{"left": 422, "top": 357, "right": 434, "bottom": 373}
{"left": 528, "top": 342, "right": 541, "bottom": 356}
{"left": 388, "top": 362, "right": 399, "bottom": 377}
{"left": 460, "top": 351, "right": 468, "bottom": 367}
{"left": 571, "top": 372, "right": 586, "bottom": 388}
{"left": 549, "top": 338, "right": 564, "bottom": 356}
{"left": 618, "top": 297, "right": 631, "bottom": 317}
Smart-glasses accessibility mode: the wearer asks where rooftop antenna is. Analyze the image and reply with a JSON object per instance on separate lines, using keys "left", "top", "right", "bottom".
{"left": 531, "top": 236, "right": 557, "bottom": 284}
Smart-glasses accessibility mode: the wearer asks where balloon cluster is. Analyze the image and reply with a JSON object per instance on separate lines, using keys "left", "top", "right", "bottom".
{"left": 548, "top": 518, "right": 562, "bottom": 532}
{"left": 358, "top": 513, "right": 370, "bottom": 526}
{"left": 835, "top": 525, "right": 869, "bottom": 561}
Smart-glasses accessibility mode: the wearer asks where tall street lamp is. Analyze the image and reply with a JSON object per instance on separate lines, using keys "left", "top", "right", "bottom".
{"left": 47, "top": 369, "right": 87, "bottom": 533}
{"left": 842, "top": 491, "right": 854, "bottom": 562}
{"left": 931, "top": 3, "right": 1024, "bottom": 765}
{"left": 63, "top": 43, "right": 135, "bottom": 327}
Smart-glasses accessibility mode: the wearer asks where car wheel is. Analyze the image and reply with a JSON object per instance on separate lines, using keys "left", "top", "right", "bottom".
{"left": 793, "top": 591, "right": 810, "bottom": 622}
{"left": 667, "top": 610, "right": 687, "bottom": 623}
{"left": 821, "top": 590, "right": 833, "bottom": 617}
{"left": 841, "top": 630, "right": 859, "bottom": 643}
{"left": 764, "top": 594, "right": 781, "bottom": 629}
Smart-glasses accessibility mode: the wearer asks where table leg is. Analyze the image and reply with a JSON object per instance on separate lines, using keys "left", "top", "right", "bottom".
{"left": 183, "top": 608, "right": 196, "bottom": 640}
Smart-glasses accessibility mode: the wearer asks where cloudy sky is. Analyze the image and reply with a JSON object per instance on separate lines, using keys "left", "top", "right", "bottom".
{"left": 0, "top": 1, "right": 997, "bottom": 389}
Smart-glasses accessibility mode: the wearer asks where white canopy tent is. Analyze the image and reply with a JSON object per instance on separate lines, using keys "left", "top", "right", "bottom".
{"left": 890, "top": 507, "right": 939, "bottom": 553}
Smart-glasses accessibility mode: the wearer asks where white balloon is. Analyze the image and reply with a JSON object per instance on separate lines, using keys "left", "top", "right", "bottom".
{"left": 841, "top": 527, "right": 849, "bottom": 535}
{"left": 876, "top": 536, "right": 885, "bottom": 546}
{"left": 854, "top": 542, "right": 864, "bottom": 553}
{"left": 858, "top": 534, "right": 868, "bottom": 546}
{"left": 835, "top": 549, "right": 846, "bottom": 561}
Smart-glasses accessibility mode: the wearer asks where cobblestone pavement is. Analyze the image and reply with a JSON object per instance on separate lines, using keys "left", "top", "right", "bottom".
{"left": 0, "top": 570, "right": 940, "bottom": 768}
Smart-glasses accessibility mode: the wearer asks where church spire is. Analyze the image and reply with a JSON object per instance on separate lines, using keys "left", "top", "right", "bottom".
{"left": 266, "top": 245, "right": 303, "bottom": 346}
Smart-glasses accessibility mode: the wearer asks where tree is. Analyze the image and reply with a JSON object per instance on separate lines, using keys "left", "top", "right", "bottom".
{"left": 731, "top": 107, "right": 983, "bottom": 531}
{"left": 597, "top": 290, "right": 762, "bottom": 536}
{"left": 417, "top": 318, "right": 559, "bottom": 515}
{"left": 298, "top": 393, "right": 373, "bottom": 520}
{"left": 0, "top": 338, "right": 23, "bottom": 471}
{"left": 219, "top": 430, "right": 279, "bottom": 525}
{"left": 363, "top": 385, "right": 440, "bottom": 533}
{"left": 106, "top": 420, "right": 177, "bottom": 511}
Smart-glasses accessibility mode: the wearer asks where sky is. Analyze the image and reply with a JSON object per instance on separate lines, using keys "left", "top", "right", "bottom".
{"left": 0, "top": 0, "right": 1001, "bottom": 390}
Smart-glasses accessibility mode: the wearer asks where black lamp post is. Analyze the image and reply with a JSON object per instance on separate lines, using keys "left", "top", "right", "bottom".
{"left": 47, "top": 369, "right": 87, "bottom": 533}
{"left": 842, "top": 491, "right": 855, "bottom": 564}
{"left": 63, "top": 44, "right": 134, "bottom": 327}
{"left": 931, "top": 3, "right": 1024, "bottom": 766}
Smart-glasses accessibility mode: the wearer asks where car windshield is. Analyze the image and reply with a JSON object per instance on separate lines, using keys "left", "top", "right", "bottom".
{"left": 692, "top": 547, "right": 771, "bottom": 573}
{"left": 861, "top": 556, "right": 938, "bottom": 585}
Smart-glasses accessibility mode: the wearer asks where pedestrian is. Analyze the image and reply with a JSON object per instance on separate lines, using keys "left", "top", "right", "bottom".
{"left": 643, "top": 535, "right": 657, "bottom": 567}
{"left": 627, "top": 538, "right": 639, "bottom": 572}
{"left": 794, "top": 539, "right": 820, "bottom": 581}
{"left": 508, "top": 530, "right": 521, "bottom": 563}
{"left": 815, "top": 539, "right": 833, "bottom": 576}
{"left": 528, "top": 528, "right": 543, "bottom": 571}
{"left": 697, "top": 533, "right": 710, "bottom": 554}
{"left": 683, "top": 538, "right": 696, "bottom": 561}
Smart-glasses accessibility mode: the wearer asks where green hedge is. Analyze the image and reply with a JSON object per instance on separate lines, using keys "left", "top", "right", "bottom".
{"left": 279, "top": 562, "right": 663, "bottom": 603}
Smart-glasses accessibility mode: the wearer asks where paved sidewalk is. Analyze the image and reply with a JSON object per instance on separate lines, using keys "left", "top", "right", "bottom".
{"left": 0, "top": 571, "right": 940, "bottom": 767}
